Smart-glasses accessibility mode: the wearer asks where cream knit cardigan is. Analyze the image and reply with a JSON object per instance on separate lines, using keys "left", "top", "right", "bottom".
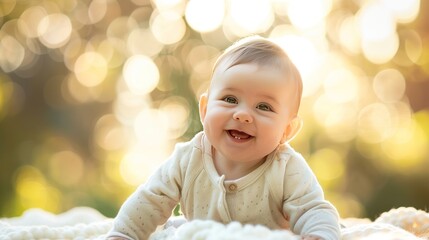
{"left": 107, "top": 132, "right": 340, "bottom": 239}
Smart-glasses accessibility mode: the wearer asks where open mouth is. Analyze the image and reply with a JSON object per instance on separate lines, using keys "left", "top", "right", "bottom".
{"left": 227, "top": 130, "right": 253, "bottom": 140}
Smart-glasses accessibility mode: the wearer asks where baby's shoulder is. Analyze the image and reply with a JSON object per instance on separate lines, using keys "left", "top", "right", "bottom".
{"left": 168, "top": 132, "right": 206, "bottom": 171}
{"left": 269, "top": 144, "right": 314, "bottom": 180}
{"left": 171, "top": 132, "right": 204, "bottom": 155}
{"left": 274, "top": 144, "right": 305, "bottom": 163}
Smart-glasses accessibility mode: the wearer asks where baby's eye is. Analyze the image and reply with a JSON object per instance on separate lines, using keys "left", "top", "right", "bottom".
{"left": 256, "top": 103, "right": 273, "bottom": 111}
{"left": 223, "top": 96, "right": 238, "bottom": 104}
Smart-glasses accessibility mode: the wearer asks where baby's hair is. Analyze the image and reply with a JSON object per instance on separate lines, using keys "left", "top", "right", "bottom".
{"left": 212, "top": 35, "right": 303, "bottom": 116}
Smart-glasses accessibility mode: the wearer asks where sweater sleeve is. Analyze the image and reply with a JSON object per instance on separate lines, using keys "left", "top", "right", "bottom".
{"left": 106, "top": 142, "right": 191, "bottom": 240}
{"left": 281, "top": 150, "right": 341, "bottom": 240}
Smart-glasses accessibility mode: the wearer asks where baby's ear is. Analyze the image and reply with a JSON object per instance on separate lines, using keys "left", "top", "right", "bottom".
{"left": 280, "top": 116, "right": 303, "bottom": 144}
{"left": 198, "top": 92, "right": 208, "bottom": 123}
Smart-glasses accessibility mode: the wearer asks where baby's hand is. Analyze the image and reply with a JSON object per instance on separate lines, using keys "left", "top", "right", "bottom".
{"left": 301, "top": 235, "right": 321, "bottom": 240}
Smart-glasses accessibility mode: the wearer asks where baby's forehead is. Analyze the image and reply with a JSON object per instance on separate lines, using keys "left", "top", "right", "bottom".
{"left": 213, "top": 62, "right": 293, "bottom": 86}
{"left": 223, "top": 63, "right": 285, "bottom": 79}
{"left": 215, "top": 52, "right": 286, "bottom": 71}
{"left": 212, "top": 64, "right": 298, "bottom": 97}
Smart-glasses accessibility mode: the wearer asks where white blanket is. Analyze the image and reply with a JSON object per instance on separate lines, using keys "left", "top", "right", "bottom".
{"left": 1, "top": 207, "right": 428, "bottom": 239}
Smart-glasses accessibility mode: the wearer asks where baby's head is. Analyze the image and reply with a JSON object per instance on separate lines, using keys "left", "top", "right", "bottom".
{"left": 211, "top": 36, "right": 303, "bottom": 117}
{"left": 199, "top": 36, "right": 304, "bottom": 164}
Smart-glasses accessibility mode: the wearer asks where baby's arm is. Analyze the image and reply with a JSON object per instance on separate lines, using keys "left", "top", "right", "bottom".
{"left": 106, "top": 145, "right": 188, "bottom": 239}
{"left": 282, "top": 152, "right": 341, "bottom": 240}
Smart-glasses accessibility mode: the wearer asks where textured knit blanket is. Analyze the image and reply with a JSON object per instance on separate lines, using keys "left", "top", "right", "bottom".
{"left": 0, "top": 207, "right": 428, "bottom": 239}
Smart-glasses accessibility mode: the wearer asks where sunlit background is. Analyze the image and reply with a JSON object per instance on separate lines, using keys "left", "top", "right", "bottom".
{"left": 1, "top": 0, "right": 428, "bottom": 220}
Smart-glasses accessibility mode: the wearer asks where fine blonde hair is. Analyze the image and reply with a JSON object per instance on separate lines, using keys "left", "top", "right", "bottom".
{"left": 211, "top": 36, "right": 303, "bottom": 116}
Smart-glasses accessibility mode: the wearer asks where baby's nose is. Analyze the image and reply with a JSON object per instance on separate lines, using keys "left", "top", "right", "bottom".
{"left": 233, "top": 110, "right": 253, "bottom": 123}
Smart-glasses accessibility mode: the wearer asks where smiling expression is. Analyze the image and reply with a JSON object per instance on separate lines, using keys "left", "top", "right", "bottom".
{"left": 200, "top": 63, "right": 299, "bottom": 171}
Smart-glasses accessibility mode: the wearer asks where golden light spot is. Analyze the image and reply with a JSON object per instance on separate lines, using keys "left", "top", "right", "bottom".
{"left": 62, "top": 33, "right": 84, "bottom": 71}
{"left": 187, "top": 45, "right": 219, "bottom": 75}
{"left": 323, "top": 104, "right": 358, "bottom": 142}
{"left": 358, "top": 2, "right": 396, "bottom": 42}
{"left": 123, "top": 55, "right": 159, "bottom": 95}
{"left": 339, "top": 16, "right": 361, "bottom": 55}
{"left": 134, "top": 108, "right": 169, "bottom": 145}
{"left": 0, "top": 35, "right": 25, "bottom": 72}
{"left": 38, "top": 13, "right": 72, "bottom": 48}
{"left": 381, "top": 115, "right": 428, "bottom": 173}
{"left": 324, "top": 68, "right": 359, "bottom": 103}
{"left": 88, "top": 0, "right": 107, "bottom": 24}
{"left": 358, "top": 103, "right": 393, "bottom": 143}
{"left": 326, "top": 192, "right": 364, "bottom": 218}
{"left": 361, "top": 32, "right": 399, "bottom": 64}
{"left": 94, "top": 114, "right": 128, "bottom": 151}
{"left": 185, "top": 0, "right": 224, "bottom": 33}
{"left": 150, "top": 11, "right": 186, "bottom": 45}
{"left": 153, "top": 0, "right": 185, "bottom": 14}
{"left": 49, "top": 151, "right": 84, "bottom": 186}
{"left": 64, "top": 74, "right": 92, "bottom": 103}
{"left": 309, "top": 148, "right": 344, "bottom": 184}
{"left": 160, "top": 96, "right": 190, "bottom": 139}
{"left": 381, "top": 0, "right": 420, "bottom": 23}
{"left": 14, "top": 165, "right": 61, "bottom": 213}
{"left": 74, "top": 52, "right": 108, "bottom": 87}
{"left": 373, "top": 68, "right": 406, "bottom": 103}
{"left": 272, "top": 35, "right": 321, "bottom": 96}
{"left": 120, "top": 148, "right": 169, "bottom": 186}
{"left": 17, "top": 6, "right": 47, "bottom": 38}
{"left": 127, "top": 28, "right": 163, "bottom": 57}
{"left": 271, "top": 0, "right": 288, "bottom": 17}
{"left": 107, "top": 16, "right": 138, "bottom": 42}
{"left": 0, "top": 0, "right": 16, "bottom": 17}
{"left": 358, "top": 2, "right": 399, "bottom": 64}
{"left": 112, "top": 90, "right": 152, "bottom": 127}
{"left": 404, "top": 30, "right": 422, "bottom": 63}
{"left": 98, "top": 39, "right": 125, "bottom": 69}
{"left": 313, "top": 94, "right": 332, "bottom": 125}
{"left": 103, "top": 153, "right": 123, "bottom": 184}
{"left": 287, "top": 0, "right": 332, "bottom": 30}
{"left": 228, "top": 0, "right": 274, "bottom": 34}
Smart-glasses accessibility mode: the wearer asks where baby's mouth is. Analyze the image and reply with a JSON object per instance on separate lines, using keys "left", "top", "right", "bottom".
{"left": 227, "top": 130, "right": 253, "bottom": 140}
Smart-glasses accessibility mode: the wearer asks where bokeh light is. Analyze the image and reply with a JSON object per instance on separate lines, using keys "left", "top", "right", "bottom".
{"left": 1, "top": 0, "right": 428, "bottom": 221}
{"left": 14, "top": 166, "right": 61, "bottom": 213}
{"left": 150, "top": 10, "right": 186, "bottom": 45}
{"left": 74, "top": 52, "right": 108, "bottom": 87}
{"left": 185, "top": 0, "right": 224, "bottom": 33}
{"left": 228, "top": 0, "right": 274, "bottom": 35}
{"left": 38, "top": 13, "right": 72, "bottom": 48}
{"left": 373, "top": 69, "right": 406, "bottom": 103}
{"left": 287, "top": 0, "right": 332, "bottom": 30}
{"left": 49, "top": 151, "right": 84, "bottom": 186}
{"left": 94, "top": 114, "right": 128, "bottom": 151}
{"left": 0, "top": 35, "right": 25, "bottom": 72}
{"left": 123, "top": 55, "right": 159, "bottom": 95}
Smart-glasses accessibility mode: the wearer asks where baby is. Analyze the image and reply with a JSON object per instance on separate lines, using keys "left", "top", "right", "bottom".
{"left": 106, "top": 36, "right": 341, "bottom": 240}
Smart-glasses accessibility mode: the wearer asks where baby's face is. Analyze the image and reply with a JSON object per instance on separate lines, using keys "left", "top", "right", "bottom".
{"left": 201, "top": 63, "right": 297, "bottom": 165}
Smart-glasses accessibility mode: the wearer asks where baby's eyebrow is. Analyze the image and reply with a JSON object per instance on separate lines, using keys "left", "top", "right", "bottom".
{"left": 258, "top": 94, "right": 280, "bottom": 105}
{"left": 219, "top": 87, "right": 241, "bottom": 94}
